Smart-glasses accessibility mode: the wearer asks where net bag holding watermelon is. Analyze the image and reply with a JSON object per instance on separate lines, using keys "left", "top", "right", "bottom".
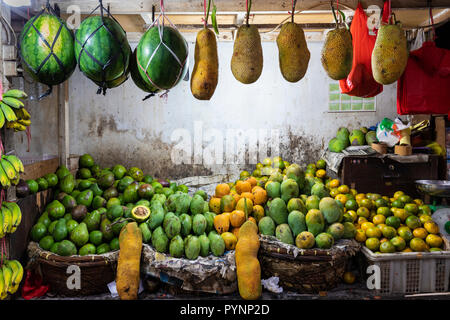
{"left": 18, "top": 0, "right": 76, "bottom": 100}
{"left": 135, "top": 0, "right": 189, "bottom": 97}
{"left": 74, "top": 0, "right": 131, "bottom": 95}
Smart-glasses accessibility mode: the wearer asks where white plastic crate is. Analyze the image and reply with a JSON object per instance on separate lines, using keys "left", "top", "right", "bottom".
{"left": 361, "top": 237, "right": 450, "bottom": 295}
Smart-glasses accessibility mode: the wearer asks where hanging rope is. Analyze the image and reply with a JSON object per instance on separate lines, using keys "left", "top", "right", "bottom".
{"left": 289, "top": 0, "right": 298, "bottom": 23}
{"left": 246, "top": 0, "right": 252, "bottom": 26}
{"left": 429, "top": 3, "right": 436, "bottom": 40}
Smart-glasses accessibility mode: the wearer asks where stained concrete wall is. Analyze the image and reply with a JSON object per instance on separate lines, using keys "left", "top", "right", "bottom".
{"left": 16, "top": 39, "right": 399, "bottom": 179}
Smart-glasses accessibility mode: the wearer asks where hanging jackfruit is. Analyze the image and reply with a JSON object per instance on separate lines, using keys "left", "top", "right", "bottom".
{"left": 321, "top": 28, "right": 353, "bottom": 80}
{"left": 191, "top": 28, "right": 219, "bottom": 100}
{"left": 231, "top": 25, "right": 263, "bottom": 84}
{"left": 277, "top": 22, "right": 310, "bottom": 82}
{"left": 371, "top": 24, "right": 408, "bottom": 85}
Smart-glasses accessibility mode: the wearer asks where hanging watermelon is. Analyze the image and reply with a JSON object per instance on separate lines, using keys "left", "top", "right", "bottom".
{"left": 136, "top": 23, "right": 189, "bottom": 92}
{"left": 130, "top": 49, "right": 160, "bottom": 100}
{"left": 18, "top": 5, "right": 76, "bottom": 98}
{"left": 74, "top": 11, "right": 131, "bottom": 94}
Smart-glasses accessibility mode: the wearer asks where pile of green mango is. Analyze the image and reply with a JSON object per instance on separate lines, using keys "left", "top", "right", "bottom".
{"left": 29, "top": 154, "right": 226, "bottom": 259}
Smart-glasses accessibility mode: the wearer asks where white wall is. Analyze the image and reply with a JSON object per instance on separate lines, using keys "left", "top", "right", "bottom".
{"left": 17, "top": 39, "right": 399, "bottom": 179}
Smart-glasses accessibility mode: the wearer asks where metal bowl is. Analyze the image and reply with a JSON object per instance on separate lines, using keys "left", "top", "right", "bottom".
{"left": 415, "top": 180, "right": 450, "bottom": 197}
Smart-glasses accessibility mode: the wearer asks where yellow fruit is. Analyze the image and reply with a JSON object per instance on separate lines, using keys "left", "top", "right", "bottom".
{"left": 236, "top": 180, "right": 252, "bottom": 195}
{"left": 246, "top": 177, "right": 257, "bottom": 189}
{"left": 252, "top": 205, "right": 265, "bottom": 222}
{"left": 365, "top": 237, "right": 380, "bottom": 251}
{"left": 355, "top": 229, "right": 367, "bottom": 242}
{"left": 393, "top": 208, "right": 408, "bottom": 222}
{"left": 350, "top": 189, "right": 358, "bottom": 196}
{"left": 230, "top": 210, "right": 246, "bottom": 228}
{"left": 236, "top": 197, "right": 253, "bottom": 216}
{"left": 240, "top": 192, "right": 255, "bottom": 203}
{"left": 337, "top": 185, "right": 350, "bottom": 194}
{"left": 221, "top": 232, "right": 238, "bottom": 250}
{"left": 402, "top": 247, "right": 413, "bottom": 253}
{"left": 360, "top": 198, "right": 373, "bottom": 210}
{"left": 209, "top": 197, "right": 222, "bottom": 214}
{"left": 361, "top": 222, "right": 375, "bottom": 232}
{"left": 413, "top": 199, "right": 424, "bottom": 206}
{"left": 412, "top": 227, "right": 428, "bottom": 239}
{"left": 214, "top": 214, "right": 230, "bottom": 234}
{"left": 425, "top": 234, "right": 443, "bottom": 248}
{"left": 215, "top": 183, "right": 230, "bottom": 198}
{"left": 419, "top": 214, "right": 433, "bottom": 224}
{"left": 355, "top": 193, "right": 366, "bottom": 202}
{"left": 347, "top": 210, "right": 357, "bottom": 222}
{"left": 424, "top": 221, "right": 439, "bottom": 234}
{"left": 329, "top": 179, "right": 340, "bottom": 188}
{"left": 376, "top": 223, "right": 387, "bottom": 231}
{"left": 252, "top": 187, "right": 267, "bottom": 205}
{"left": 380, "top": 238, "right": 388, "bottom": 244}
{"left": 372, "top": 214, "right": 386, "bottom": 225}
{"left": 343, "top": 271, "right": 356, "bottom": 284}
{"left": 393, "top": 191, "right": 404, "bottom": 199}
{"left": 410, "top": 237, "right": 428, "bottom": 252}
{"left": 366, "top": 226, "right": 382, "bottom": 238}
{"left": 316, "top": 169, "right": 326, "bottom": 178}
{"left": 357, "top": 207, "right": 370, "bottom": 219}
{"left": 329, "top": 188, "right": 340, "bottom": 198}
{"left": 335, "top": 194, "right": 348, "bottom": 205}
{"left": 357, "top": 217, "right": 368, "bottom": 225}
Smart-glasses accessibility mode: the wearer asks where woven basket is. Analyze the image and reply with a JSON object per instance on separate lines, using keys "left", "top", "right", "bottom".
{"left": 27, "top": 242, "right": 119, "bottom": 296}
{"left": 258, "top": 236, "right": 361, "bottom": 293}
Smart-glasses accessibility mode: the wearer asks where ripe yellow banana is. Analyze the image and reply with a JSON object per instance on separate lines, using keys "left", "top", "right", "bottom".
{"left": 0, "top": 159, "right": 17, "bottom": 180}
{"left": 0, "top": 268, "right": 6, "bottom": 300}
{"left": 2, "top": 89, "right": 27, "bottom": 100}
{"left": 2, "top": 97, "right": 24, "bottom": 109}
{"left": 15, "top": 107, "right": 30, "bottom": 120}
{"left": 3, "top": 155, "right": 24, "bottom": 173}
{"left": 1, "top": 206, "right": 13, "bottom": 233}
{"left": 3, "top": 202, "right": 22, "bottom": 232}
{"left": 5, "top": 260, "right": 23, "bottom": 294}
{"left": 0, "top": 164, "right": 11, "bottom": 189}
{"left": 0, "top": 102, "right": 17, "bottom": 122}
{"left": 1, "top": 265, "right": 12, "bottom": 298}
{"left": 17, "top": 119, "right": 31, "bottom": 127}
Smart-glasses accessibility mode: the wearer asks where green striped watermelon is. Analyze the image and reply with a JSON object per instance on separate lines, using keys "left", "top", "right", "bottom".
{"left": 19, "top": 13, "right": 76, "bottom": 86}
{"left": 136, "top": 26, "right": 188, "bottom": 91}
{"left": 74, "top": 16, "right": 131, "bottom": 88}
{"left": 130, "top": 49, "right": 160, "bottom": 94}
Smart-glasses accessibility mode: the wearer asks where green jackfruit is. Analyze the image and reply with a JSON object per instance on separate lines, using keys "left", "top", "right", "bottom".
{"left": 372, "top": 24, "right": 408, "bottom": 85}
{"left": 321, "top": 28, "right": 353, "bottom": 80}
{"left": 276, "top": 22, "right": 310, "bottom": 82}
{"left": 231, "top": 25, "right": 263, "bottom": 84}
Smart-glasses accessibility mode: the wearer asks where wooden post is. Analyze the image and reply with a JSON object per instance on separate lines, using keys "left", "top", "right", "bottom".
{"left": 58, "top": 82, "right": 69, "bottom": 167}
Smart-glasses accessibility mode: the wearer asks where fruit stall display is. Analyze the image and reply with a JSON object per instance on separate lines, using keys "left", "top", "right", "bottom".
{"left": 328, "top": 126, "right": 378, "bottom": 153}
{"left": 28, "top": 154, "right": 226, "bottom": 259}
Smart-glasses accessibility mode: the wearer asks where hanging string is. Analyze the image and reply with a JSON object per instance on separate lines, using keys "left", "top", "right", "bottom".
{"left": 246, "top": 0, "right": 252, "bottom": 26}
{"left": 289, "top": 0, "right": 298, "bottom": 23}
{"left": 429, "top": 6, "right": 436, "bottom": 40}
{"left": 26, "top": 126, "right": 31, "bottom": 152}
{"left": 203, "top": 0, "right": 207, "bottom": 27}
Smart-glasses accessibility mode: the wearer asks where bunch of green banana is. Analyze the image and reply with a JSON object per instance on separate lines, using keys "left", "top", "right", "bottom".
{"left": 0, "top": 155, "right": 24, "bottom": 189}
{"left": 0, "top": 201, "right": 22, "bottom": 237}
{"left": 0, "top": 89, "right": 30, "bottom": 132}
{"left": 0, "top": 259, "right": 24, "bottom": 299}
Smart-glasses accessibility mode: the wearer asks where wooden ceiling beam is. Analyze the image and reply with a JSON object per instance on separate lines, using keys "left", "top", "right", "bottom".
{"left": 31, "top": 0, "right": 450, "bottom": 15}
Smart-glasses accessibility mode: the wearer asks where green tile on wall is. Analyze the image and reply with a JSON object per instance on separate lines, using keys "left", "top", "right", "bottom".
{"left": 341, "top": 103, "right": 351, "bottom": 110}
{"left": 329, "top": 103, "right": 340, "bottom": 111}
{"left": 329, "top": 93, "right": 340, "bottom": 102}
{"left": 341, "top": 94, "right": 351, "bottom": 101}
{"left": 352, "top": 103, "right": 363, "bottom": 110}
{"left": 329, "top": 83, "right": 340, "bottom": 91}
{"left": 364, "top": 102, "right": 375, "bottom": 110}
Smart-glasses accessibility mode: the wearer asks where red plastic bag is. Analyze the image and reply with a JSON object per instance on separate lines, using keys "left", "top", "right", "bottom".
{"left": 397, "top": 41, "right": 450, "bottom": 115}
{"left": 339, "top": 2, "right": 383, "bottom": 98}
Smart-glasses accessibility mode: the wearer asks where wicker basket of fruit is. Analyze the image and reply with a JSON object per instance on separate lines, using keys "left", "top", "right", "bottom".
{"left": 27, "top": 242, "right": 119, "bottom": 296}
{"left": 258, "top": 235, "right": 360, "bottom": 293}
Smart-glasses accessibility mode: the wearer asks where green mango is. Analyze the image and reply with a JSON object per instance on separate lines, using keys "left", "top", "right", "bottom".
{"left": 148, "top": 201, "right": 165, "bottom": 230}
{"left": 98, "top": 171, "right": 115, "bottom": 189}
{"left": 203, "top": 212, "right": 216, "bottom": 233}
{"left": 179, "top": 213, "right": 192, "bottom": 237}
{"left": 118, "top": 176, "right": 134, "bottom": 192}
{"left": 61, "top": 195, "right": 77, "bottom": 212}
{"left": 89, "top": 230, "right": 103, "bottom": 246}
{"left": 89, "top": 183, "right": 104, "bottom": 197}
{"left": 92, "top": 195, "right": 107, "bottom": 210}
{"left": 198, "top": 234, "right": 210, "bottom": 257}
{"left": 123, "top": 183, "right": 139, "bottom": 203}
{"left": 275, "top": 223, "right": 294, "bottom": 245}
{"left": 151, "top": 226, "right": 169, "bottom": 253}
{"left": 96, "top": 243, "right": 110, "bottom": 254}
{"left": 56, "top": 165, "right": 71, "bottom": 180}
{"left": 112, "top": 217, "right": 128, "bottom": 236}
{"left": 192, "top": 214, "right": 207, "bottom": 236}
{"left": 164, "top": 215, "right": 181, "bottom": 239}
{"left": 78, "top": 243, "right": 96, "bottom": 256}
{"left": 78, "top": 179, "right": 92, "bottom": 190}
{"left": 287, "top": 210, "right": 306, "bottom": 237}
{"left": 315, "top": 232, "right": 334, "bottom": 249}
{"left": 185, "top": 235, "right": 200, "bottom": 260}
{"left": 268, "top": 198, "right": 288, "bottom": 225}
{"left": 258, "top": 216, "right": 275, "bottom": 236}
{"left": 37, "top": 212, "right": 51, "bottom": 228}
{"left": 31, "top": 222, "right": 47, "bottom": 242}
{"left": 327, "top": 222, "right": 345, "bottom": 240}
{"left": 169, "top": 235, "right": 184, "bottom": 258}
{"left": 209, "top": 233, "right": 225, "bottom": 257}
{"left": 287, "top": 198, "right": 307, "bottom": 214}
{"left": 139, "top": 222, "right": 152, "bottom": 243}
{"left": 190, "top": 195, "right": 205, "bottom": 215}
{"left": 66, "top": 219, "right": 79, "bottom": 233}
{"left": 100, "top": 218, "right": 114, "bottom": 241}
{"left": 280, "top": 179, "right": 299, "bottom": 203}
{"left": 103, "top": 187, "right": 119, "bottom": 200}
{"left": 305, "top": 209, "right": 325, "bottom": 236}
